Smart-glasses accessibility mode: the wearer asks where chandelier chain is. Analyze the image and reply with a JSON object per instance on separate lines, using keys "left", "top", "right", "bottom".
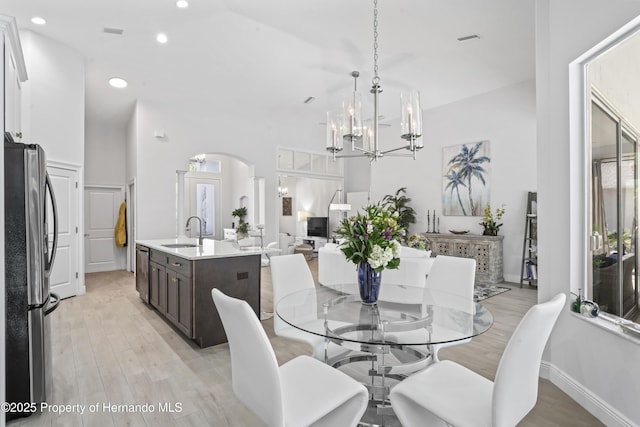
{"left": 373, "top": 0, "right": 380, "bottom": 84}
{"left": 325, "top": 0, "right": 422, "bottom": 162}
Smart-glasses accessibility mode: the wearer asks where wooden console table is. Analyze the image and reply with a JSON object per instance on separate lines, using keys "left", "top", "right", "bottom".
{"left": 424, "top": 233, "right": 504, "bottom": 285}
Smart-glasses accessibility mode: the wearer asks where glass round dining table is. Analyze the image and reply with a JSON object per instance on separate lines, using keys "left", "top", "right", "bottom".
{"left": 275, "top": 282, "right": 494, "bottom": 426}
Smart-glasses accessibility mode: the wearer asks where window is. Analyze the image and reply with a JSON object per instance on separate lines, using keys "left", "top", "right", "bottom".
{"left": 277, "top": 147, "right": 343, "bottom": 176}
{"left": 589, "top": 93, "right": 639, "bottom": 320}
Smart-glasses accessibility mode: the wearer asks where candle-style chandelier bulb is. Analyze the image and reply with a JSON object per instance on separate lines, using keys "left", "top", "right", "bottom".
{"left": 401, "top": 90, "right": 424, "bottom": 150}
{"left": 326, "top": 111, "right": 344, "bottom": 153}
{"left": 342, "top": 71, "right": 363, "bottom": 147}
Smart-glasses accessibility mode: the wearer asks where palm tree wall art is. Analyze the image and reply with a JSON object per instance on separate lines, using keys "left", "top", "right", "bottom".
{"left": 442, "top": 141, "right": 491, "bottom": 216}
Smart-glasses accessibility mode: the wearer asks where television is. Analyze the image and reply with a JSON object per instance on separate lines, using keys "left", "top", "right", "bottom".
{"left": 307, "top": 216, "right": 328, "bottom": 237}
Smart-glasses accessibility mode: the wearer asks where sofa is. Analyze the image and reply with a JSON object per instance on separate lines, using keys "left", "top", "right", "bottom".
{"left": 318, "top": 243, "right": 434, "bottom": 288}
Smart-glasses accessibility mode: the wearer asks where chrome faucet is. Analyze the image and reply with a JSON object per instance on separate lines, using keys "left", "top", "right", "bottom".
{"left": 186, "top": 216, "right": 204, "bottom": 246}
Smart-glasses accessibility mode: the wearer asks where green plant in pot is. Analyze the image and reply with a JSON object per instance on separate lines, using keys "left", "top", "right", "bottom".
{"left": 479, "top": 204, "right": 505, "bottom": 236}
{"left": 382, "top": 187, "right": 416, "bottom": 239}
{"left": 607, "top": 229, "right": 632, "bottom": 253}
{"left": 232, "top": 207, "right": 249, "bottom": 238}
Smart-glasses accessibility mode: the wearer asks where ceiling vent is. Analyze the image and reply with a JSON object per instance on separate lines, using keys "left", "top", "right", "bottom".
{"left": 103, "top": 27, "right": 124, "bottom": 35}
{"left": 457, "top": 34, "right": 480, "bottom": 43}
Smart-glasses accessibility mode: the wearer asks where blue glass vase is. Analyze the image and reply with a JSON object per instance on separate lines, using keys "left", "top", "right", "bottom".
{"left": 358, "top": 261, "right": 382, "bottom": 305}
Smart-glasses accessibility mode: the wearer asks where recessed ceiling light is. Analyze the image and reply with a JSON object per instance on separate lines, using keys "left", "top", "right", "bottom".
{"left": 31, "top": 16, "right": 46, "bottom": 25}
{"left": 108, "top": 77, "right": 128, "bottom": 89}
{"left": 176, "top": 0, "right": 189, "bottom": 8}
{"left": 156, "top": 33, "right": 168, "bottom": 44}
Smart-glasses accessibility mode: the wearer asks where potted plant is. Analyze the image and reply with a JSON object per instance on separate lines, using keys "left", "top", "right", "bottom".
{"left": 335, "top": 204, "right": 406, "bottom": 304}
{"left": 382, "top": 187, "right": 416, "bottom": 237}
{"left": 407, "top": 233, "right": 430, "bottom": 251}
{"left": 479, "top": 204, "right": 506, "bottom": 236}
{"left": 232, "top": 207, "right": 249, "bottom": 238}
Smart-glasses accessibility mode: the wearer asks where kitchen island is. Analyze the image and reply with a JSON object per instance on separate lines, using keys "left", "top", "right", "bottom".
{"left": 136, "top": 238, "right": 262, "bottom": 348}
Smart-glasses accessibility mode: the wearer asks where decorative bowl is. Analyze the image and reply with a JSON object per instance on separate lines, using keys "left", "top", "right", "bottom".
{"left": 449, "top": 230, "right": 470, "bottom": 235}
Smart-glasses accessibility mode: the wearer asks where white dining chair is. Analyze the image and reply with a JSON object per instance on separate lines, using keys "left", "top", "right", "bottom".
{"left": 389, "top": 293, "right": 566, "bottom": 427}
{"left": 271, "top": 254, "right": 354, "bottom": 363}
{"left": 424, "top": 255, "right": 476, "bottom": 362}
{"left": 211, "top": 289, "right": 368, "bottom": 427}
{"left": 260, "top": 241, "right": 279, "bottom": 267}
{"left": 270, "top": 254, "right": 327, "bottom": 358}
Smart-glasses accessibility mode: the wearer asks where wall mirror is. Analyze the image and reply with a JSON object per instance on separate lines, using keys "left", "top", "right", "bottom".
{"left": 587, "top": 32, "right": 640, "bottom": 322}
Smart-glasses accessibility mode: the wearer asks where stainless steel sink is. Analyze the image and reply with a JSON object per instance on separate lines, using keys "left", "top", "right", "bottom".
{"left": 161, "top": 243, "right": 198, "bottom": 248}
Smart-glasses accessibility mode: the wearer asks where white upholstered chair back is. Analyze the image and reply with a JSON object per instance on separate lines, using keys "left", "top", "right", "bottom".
{"left": 213, "top": 288, "right": 369, "bottom": 427}
{"left": 422, "top": 255, "right": 476, "bottom": 361}
{"left": 492, "top": 293, "right": 566, "bottom": 426}
{"left": 270, "top": 253, "right": 316, "bottom": 333}
{"left": 425, "top": 255, "right": 475, "bottom": 312}
{"left": 389, "top": 293, "right": 566, "bottom": 427}
{"left": 211, "top": 288, "right": 284, "bottom": 426}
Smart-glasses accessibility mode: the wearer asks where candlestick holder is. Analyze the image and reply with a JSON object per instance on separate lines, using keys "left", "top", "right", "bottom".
{"left": 432, "top": 210, "right": 436, "bottom": 233}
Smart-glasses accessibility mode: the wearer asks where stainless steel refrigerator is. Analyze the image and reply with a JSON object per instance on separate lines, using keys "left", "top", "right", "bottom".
{"left": 5, "top": 137, "right": 60, "bottom": 420}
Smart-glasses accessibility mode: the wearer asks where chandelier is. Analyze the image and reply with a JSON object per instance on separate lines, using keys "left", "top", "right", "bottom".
{"left": 277, "top": 176, "right": 288, "bottom": 197}
{"left": 325, "top": 0, "right": 423, "bottom": 162}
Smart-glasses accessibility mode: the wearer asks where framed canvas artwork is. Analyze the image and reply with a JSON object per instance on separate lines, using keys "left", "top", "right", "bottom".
{"left": 442, "top": 140, "right": 491, "bottom": 216}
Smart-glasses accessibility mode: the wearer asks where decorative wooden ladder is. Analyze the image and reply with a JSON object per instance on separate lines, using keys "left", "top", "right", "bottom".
{"left": 520, "top": 191, "right": 538, "bottom": 288}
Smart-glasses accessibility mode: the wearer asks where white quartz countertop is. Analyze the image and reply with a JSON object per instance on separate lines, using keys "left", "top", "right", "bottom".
{"left": 136, "top": 238, "right": 273, "bottom": 260}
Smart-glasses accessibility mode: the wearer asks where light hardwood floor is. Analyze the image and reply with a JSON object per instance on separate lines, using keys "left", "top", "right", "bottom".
{"left": 9, "top": 259, "right": 603, "bottom": 426}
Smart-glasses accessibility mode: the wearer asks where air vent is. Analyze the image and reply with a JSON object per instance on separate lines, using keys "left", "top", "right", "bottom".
{"left": 103, "top": 27, "right": 124, "bottom": 35}
{"left": 457, "top": 34, "right": 480, "bottom": 43}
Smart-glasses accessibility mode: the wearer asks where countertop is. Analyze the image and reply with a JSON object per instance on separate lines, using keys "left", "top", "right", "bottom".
{"left": 136, "top": 238, "right": 274, "bottom": 260}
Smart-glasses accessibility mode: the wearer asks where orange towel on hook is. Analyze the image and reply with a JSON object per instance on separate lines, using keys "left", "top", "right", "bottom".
{"left": 115, "top": 202, "right": 127, "bottom": 248}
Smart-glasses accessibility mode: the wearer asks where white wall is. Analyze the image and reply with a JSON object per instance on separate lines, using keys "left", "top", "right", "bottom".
{"left": 85, "top": 121, "right": 126, "bottom": 186}
{"left": 359, "top": 79, "right": 537, "bottom": 283}
{"left": 19, "top": 30, "right": 86, "bottom": 293}
{"left": 227, "top": 156, "right": 254, "bottom": 228}
{"left": 537, "top": 0, "right": 640, "bottom": 424}
{"left": 344, "top": 156, "right": 371, "bottom": 195}
{"left": 125, "top": 105, "right": 138, "bottom": 184}
{"left": 132, "top": 100, "right": 325, "bottom": 243}
{"left": 20, "top": 31, "right": 84, "bottom": 166}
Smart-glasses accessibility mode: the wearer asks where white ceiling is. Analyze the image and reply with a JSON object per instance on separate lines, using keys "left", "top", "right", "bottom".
{"left": 2, "top": 0, "right": 535, "bottom": 129}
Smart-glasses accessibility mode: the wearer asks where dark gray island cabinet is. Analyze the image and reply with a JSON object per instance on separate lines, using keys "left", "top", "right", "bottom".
{"left": 138, "top": 240, "right": 261, "bottom": 348}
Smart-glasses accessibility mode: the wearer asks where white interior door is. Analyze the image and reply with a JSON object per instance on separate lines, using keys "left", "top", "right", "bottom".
{"left": 47, "top": 166, "right": 79, "bottom": 299}
{"left": 85, "top": 187, "right": 125, "bottom": 273}
{"left": 127, "top": 181, "right": 136, "bottom": 272}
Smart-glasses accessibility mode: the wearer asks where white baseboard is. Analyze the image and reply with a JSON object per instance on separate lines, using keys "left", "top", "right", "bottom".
{"left": 540, "top": 361, "right": 638, "bottom": 427}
